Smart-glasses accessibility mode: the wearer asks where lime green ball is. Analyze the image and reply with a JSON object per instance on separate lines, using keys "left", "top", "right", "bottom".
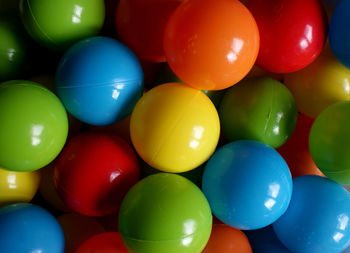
{"left": 309, "top": 101, "right": 350, "bottom": 185}
{"left": 0, "top": 80, "right": 68, "bottom": 172}
{"left": 119, "top": 173, "right": 212, "bottom": 253}
{"left": 219, "top": 77, "right": 298, "bottom": 148}
{"left": 19, "top": 0, "right": 105, "bottom": 51}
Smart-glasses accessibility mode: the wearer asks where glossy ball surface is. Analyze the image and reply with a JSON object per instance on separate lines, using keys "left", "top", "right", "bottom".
{"left": 0, "top": 203, "right": 65, "bottom": 253}
{"left": 247, "top": 0, "right": 326, "bottom": 73}
{"left": 56, "top": 36, "right": 144, "bottom": 126}
{"left": 0, "top": 80, "right": 68, "bottom": 172}
{"left": 309, "top": 101, "right": 350, "bottom": 184}
{"left": 53, "top": 132, "right": 140, "bottom": 216}
{"left": 119, "top": 173, "right": 212, "bottom": 253}
{"left": 20, "top": 0, "right": 105, "bottom": 50}
{"left": 273, "top": 175, "right": 350, "bottom": 253}
{"left": 219, "top": 77, "right": 298, "bottom": 148}
{"left": 202, "top": 140, "right": 292, "bottom": 230}
{"left": 75, "top": 232, "right": 128, "bottom": 253}
{"left": 130, "top": 83, "right": 220, "bottom": 173}
{"left": 163, "top": 0, "right": 259, "bottom": 90}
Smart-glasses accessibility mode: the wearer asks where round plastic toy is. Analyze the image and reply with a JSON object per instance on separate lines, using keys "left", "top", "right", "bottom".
{"left": 0, "top": 203, "right": 65, "bottom": 253}
{"left": 285, "top": 46, "right": 350, "bottom": 118}
{"left": 247, "top": 0, "right": 327, "bottom": 73}
{"left": 202, "top": 140, "right": 292, "bottom": 230}
{"left": 119, "top": 173, "right": 212, "bottom": 253}
{"left": 116, "top": 0, "right": 184, "bottom": 62}
{"left": 277, "top": 114, "right": 323, "bottom": 178}
{"left": 75, "top": 232, "right": 128, "bottom": 253}
{"left": 202, "top": 224, "right": 252, "bottom": 253}
{"left": 329, "top": 0, "right": 350, "bottom": 69}
{"left": 0, "top": 80, "right": 68, "bottom": 172}
{"left": 56, "top": 36, "right": 144, "bottom": 126}
{"left": 130, "top": 83, "right": 220, "bottom": 173}
{"left": 57, "top": 213, "right": 105, "bottom": 253}
{"left": 163, "top": 0, "right": 259, "bottom": 90}
{"left": 309, "top": 101, "right": 350, "bottom": 184}
{"left": 0, "top": 167, "right": 41, "bottom": 206}
{"left": 219, "top": 77, "right": 298, "bottom": 148}
{"left": 273, "top": 175, "right": 350, "bottom": 253}
{"left": 53, "top": 132, "right": 140, "bottom": 216}
{"left": 19, "top": 0, "right": 105, "bottom": 51}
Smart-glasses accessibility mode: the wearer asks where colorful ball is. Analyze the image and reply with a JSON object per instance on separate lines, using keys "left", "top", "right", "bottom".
{"left": 247, "top": 0, "right": 327, "bottom": 73}
{"left": 202, "top": 140, "right": 292, "bottom": 230}
{"left": 56, "top": 36, "right": 144, "bottom": 126}
{"left": 19, "top": 0, "right": 105, "bottom": 50}
{"left": 163, "top": 0, "right": 259, "bottom": 90}
{"left": 0, "top": 203, "right": 65, "bottom": 253}
{"left": 0, "top": 167, "right": 41, "bottom": 206}
{"left": 75, "top": 232, "right": 128, "bottom": 253}
{"left": 309, "top": 101, "right": 350, "bottom": 184}
{"left": 273, "top": 175, "right": 350, "bottom": 253}
{"left": 116, "top": 0, "right": 184, "bottom": 62}
{"left": 219, "top": 77, "right": 298, "bottom": 148}
{"left": 329, "top": 0, "right": 350, "bottom": 69}
{"left": 130, "top": 83, "right": 220, "bottom": 173}
{"left": 202, "top": 224, "right": 252, "bottom": 253}
{"left": 0, "top": 80, "right": 68, "bottom": 172}
{"left": 53, "top": 132, "right": 140, "bottom": 216}
{"left": 119, "top": 173, "right": 212, "bottom": 253}
{"left": 285, "top": 46, "right": 350, "bottom": 118}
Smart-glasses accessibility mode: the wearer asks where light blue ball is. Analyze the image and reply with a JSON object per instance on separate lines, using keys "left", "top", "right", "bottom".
{"left": 202, "top": 140, "right": 292, "bottom": 230}
{"left": 56, "top": 36, "right": 143, "bottom": 126}
{"left": 0, "top": 203, "right": 65, "bottom": 253}
{"left": 273, "top": 175, "right": 350, "bottom": 253}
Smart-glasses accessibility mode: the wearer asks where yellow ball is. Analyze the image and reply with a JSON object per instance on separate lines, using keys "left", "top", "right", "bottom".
{"left": 130, "top": 83, "right": 220, "bottom": 173}
{"left": 284, "top": 46, "right": 350, "bottom": 118}
{"left": 0, "top": 167, "right": 41, "bottom": 206}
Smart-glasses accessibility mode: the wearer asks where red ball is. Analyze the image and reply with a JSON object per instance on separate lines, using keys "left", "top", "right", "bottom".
{"left": 75, "top": 232, "right": 128, "bottom": 253}
{"left": 247, "top": 0, "right": 327, "bottom": 73}
{"left": 53, "top": 132, "right": 140, "bottom": 216}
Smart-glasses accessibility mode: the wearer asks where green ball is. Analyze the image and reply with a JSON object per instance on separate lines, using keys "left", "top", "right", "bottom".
{"left": 0, "top": 80, "right": 68, "bottom": 172}
{"left": 19, "top": 0, "right": 105, "bottom": 51}
{"left": 309, "top": 101, "right": 350, "bottom": 184}
{"left": 219, "top": 77, "right": 298, "bottom": 148}
{"left": 119, "top": 173, "right": 212, "bottom": 253}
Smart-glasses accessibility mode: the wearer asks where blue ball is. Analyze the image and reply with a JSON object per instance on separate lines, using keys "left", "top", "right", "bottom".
{"left": 273, "top": 175, "right": 350, "bottom": 253}
{"left": 0, "top": 203, "right": 65, "bottom": 253}
{"left": 56, "top": 36, "right": 143, "bottom": 126}
{"left": 202, "top": 140, "right": 292, "bottom": 230}
{"left": 329, "top": 0, "right": 350, "bottom": 69}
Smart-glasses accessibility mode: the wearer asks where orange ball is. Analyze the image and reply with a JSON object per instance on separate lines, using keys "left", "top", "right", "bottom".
{"left": 163, "top": 0, "right": 259, "bottom": 90}
{"left": 203, "top": 224, "right": 252, "bottom": 253}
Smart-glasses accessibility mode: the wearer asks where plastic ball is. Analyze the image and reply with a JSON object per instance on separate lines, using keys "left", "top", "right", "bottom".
{"left": 130, "top": 83, "right": 220, "bottom": 173}
{"left": 0, "top": 203, "right": 65, "bottom": 253}
{"left": 0, "top": 167, "right": 40, "bottom": 206}
{"left": 202, "top": 224, "right": 252, "bottom": 253}
{"left": 202, "top": 140, "right": 292, "bottom": 230}
{"left": 163, "top": 0, "right": 259, "bottom": 90}
{"left": 219, "top": 77, "right": 298, "bottom": 148}
{"left": 309, "top": 101, "right": 350, "bottom": 184}
{"left": 53, "top": 132, "right": 140, "bottom": 216}
{"left": 19, "top": 0, "right": 105, "bottom": 51}
{"left": 329, "top": 0, "right": 350, "bottom": 69}
{"left": 0, "top": 80, "right": 68, "bottom": 172}
{"left": 119, "top": 173, "right": 212, "bottom": 253}
{"left": 273, "top": 175, "right": 350, "bottom": 253}
{"left": 57, "top": 213, "right": 105, "bottom": 253}
{"left": 285, "top": 46, "right": 350, "bottom": 118}
{"left": 56, "top": 36, "right": 144, "bottom": 126}
{"left": 75, "top": 232, "right": 128, "bottom": 253}
{"left": 277, "top": 114, "right": 323, "bottom": 178}
{"left": 247, "top": 0, "right": 327, "bottom": 73}
{"left": 116, "top": 0, "right": 184, "bottom": 62}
